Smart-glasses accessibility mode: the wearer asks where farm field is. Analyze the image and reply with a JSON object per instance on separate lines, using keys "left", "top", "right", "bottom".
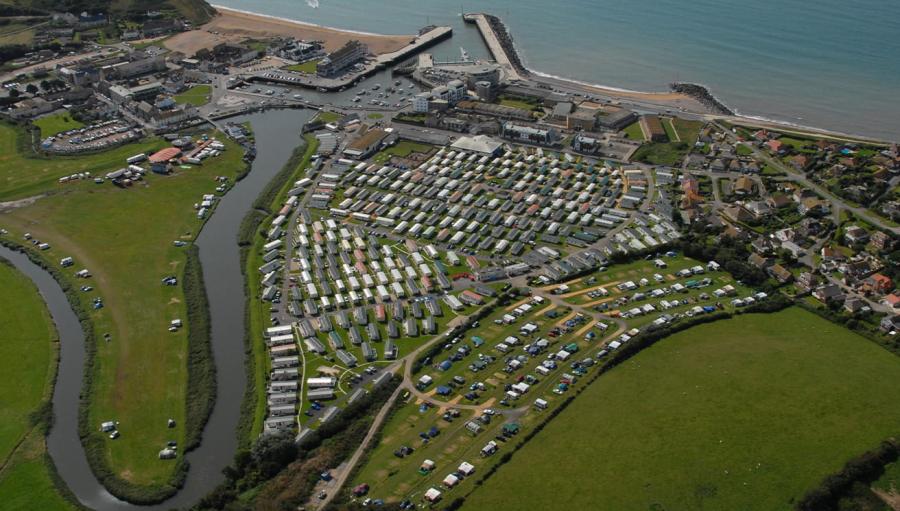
{"left": 0, "top": 262, "right": 73, "bottom": 510}
{"left": 462, "top": 308, "right": 900, "bottom": 511}
{"left": 0, "top": 122, "right": 167, "bottom": 201}
{"left": 0, "top": 132, "right": 246, "bottom": 489}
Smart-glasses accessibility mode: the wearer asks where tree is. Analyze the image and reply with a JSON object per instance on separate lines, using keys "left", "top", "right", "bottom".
{"left": 8, "top": 88, "right": 20, "bottom": 98}
{"left": 25, "top": 83, "right": 38, "bottom": 94}
{"left": 39, "top": 79, "right": 51, "bottom": 91}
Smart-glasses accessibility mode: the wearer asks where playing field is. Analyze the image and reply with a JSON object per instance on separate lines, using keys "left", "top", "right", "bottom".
{"left": 0, "top": 262, "right": 73, "bottom": 510}
{"left": 0, "top": 122, "right": 166, "bottom": 201}
{"left": 462, "top": 308, "right": 900, "bottom": 511}
{"left": 0, "top": 133, "right": 246, "bottom": 489}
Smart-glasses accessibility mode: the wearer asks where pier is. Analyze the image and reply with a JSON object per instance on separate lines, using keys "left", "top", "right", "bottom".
{"left": 244, "top": 25, "right": 451, "bottom": 92}
{"left": 463, "top": 13, "right": 524, "bottom": 81}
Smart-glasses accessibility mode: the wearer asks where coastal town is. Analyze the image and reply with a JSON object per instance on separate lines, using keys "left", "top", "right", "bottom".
{"left": 2, "top": 3, "right": 900, "bottom": 511}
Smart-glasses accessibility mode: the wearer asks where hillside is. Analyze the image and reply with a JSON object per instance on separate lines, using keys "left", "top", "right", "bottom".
{"left": 0, "top": 0, "right": 215, "bottom": 24}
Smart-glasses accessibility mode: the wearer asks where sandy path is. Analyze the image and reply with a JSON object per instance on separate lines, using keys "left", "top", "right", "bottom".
{"left": 165, "top": 7, "right": 413, "bottom": 56}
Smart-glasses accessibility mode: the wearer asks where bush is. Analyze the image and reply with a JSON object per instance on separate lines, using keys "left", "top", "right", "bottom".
{"left": 797, "top": 439, "right": 899, "bottom": 511}
{"left": 183, "top": 245, "right": 216, "bottom": 451}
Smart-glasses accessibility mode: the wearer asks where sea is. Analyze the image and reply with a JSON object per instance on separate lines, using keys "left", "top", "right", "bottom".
{"left": 212, "top": 0, "right": 900, "bottom": 141}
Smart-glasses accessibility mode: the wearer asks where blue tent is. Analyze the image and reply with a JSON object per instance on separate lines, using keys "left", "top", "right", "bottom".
{"left": 436, "top": 385, "right": 452, "bottom": 396}
{"left": 438, "top": 360, "right": 452, "bottom": 371}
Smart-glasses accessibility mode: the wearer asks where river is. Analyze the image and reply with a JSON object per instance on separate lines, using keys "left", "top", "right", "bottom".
{"left": 2, "top": 107, "right": 313, "bottom": 510}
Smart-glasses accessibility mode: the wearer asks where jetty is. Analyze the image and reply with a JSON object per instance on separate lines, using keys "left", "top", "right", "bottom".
{"left": 246, "top": 25, "right": 451, "bottom": 92}
{"left": 463, "top": 13, "right": 525, "bottom": 81}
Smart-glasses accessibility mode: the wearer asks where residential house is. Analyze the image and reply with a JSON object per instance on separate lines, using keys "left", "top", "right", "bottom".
{"left": 844, "top": 225, "right": 870, "bottom": 245}
{"left": 799, "top": 197, "right": 829, "bottom": 216}
{"left": 844, "top": 297, "right": 868, "bottom": 314}
{"left": 766, "top": 139, "right": 785, "bottom": 154}
{"left": 870, "top": 231, "right": 895, "bottom": 252}
{"left": 767, "top": 264, "right": 793, "bottom": 283}
{"left": 722, "top": 205, "right": 753, "bottom": 224}
{"left": 860, "top": 273, "right": 894, "bottom": 296}
{"left": 820, "top": 245, "right": 846, "bottom": 263}
{"left": 880, "top": 315, "right": 900, "bottom": 333}
{"left": 796, "top": 272, "right": 820, "bottom": 293}
{"left": 751, "top": 237, "right": 776, "bottom": 255}
{"left": 733, "top": 175, "right": 754, "bottom": 195}
{"left": 748, "top": 252, "right": 773, "bottom": 269}
{"left": 882, "top": 293, "right": 900, "bottom": 310}
{"left": 812, "top": 284, "right": 844, "bottom": 304}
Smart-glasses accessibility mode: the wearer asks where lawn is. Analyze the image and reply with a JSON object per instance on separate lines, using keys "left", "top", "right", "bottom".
{"left": 33, "top": 112, "right": 84, "bottom": 137}
{"left": 672, "top": 117, "right": 704, "bottom": 144}
{"left": 0, "top": 122, "right": 167, "bottom": 201}
{"left": 631, "top": 141, "right": 690, "bottom": 166}
{"left": 372, "top": 141, "right": 434, "bottom": 164}
{"left": 462, "top": 308, "right": 900, "bottom": 511}
{"left": 0, "top": 132, "right": 246, "bottom": 489}
{"left": 496, "top": 95, "right": 541, "bottom": 112}
{"left": 284, "top": 60, "right": 319, "bottom": 74}
{"left": 621, "top": 120, "right": 645, "bottom": 141}
{"left": 314, "top": 110, "right": 342, "bottom": 124}
{"left": 173, "top": 84, "right": 212, "bottom": 106}
{"left": 0, "top": 262, "right": 73, "bottom": 510}
{"left": 661, "top": 117, "right": 678, "bottom": 141}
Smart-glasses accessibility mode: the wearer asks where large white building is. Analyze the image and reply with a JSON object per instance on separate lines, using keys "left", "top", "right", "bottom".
{"left": 412, "top": 80, "right": 466, "bottom": 113}
{"left": 413, "top": 92, "right": 432, "bottom": 113}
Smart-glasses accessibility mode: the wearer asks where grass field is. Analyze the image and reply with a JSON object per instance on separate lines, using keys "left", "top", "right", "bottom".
{"left": 0, "top": 132, "right": 246, "bottom": 489}
{"left": 0, "top": 122, "right": 167, "bottom": 201}
{"left": 462, "top": 308, "right": 900, "bottom": 511}
{"left": 284, "top": 60, "right": 319, "bottom": 73}
{"left": 0, "top": 431, "right": 75, "bottom": 511}
{"left": 0, "top": 261, "right": 55, "bottom": 464}
{"left": 33, "top": 112, "right": 84, "bottom": 137}
{"left": 631, "top": 141, "right": 690, "bottom": 166}
{"left": 0, "top": 262, "right": 74, "bottom": 510}
{"left": 372, "top": 141, "right": 434, "bottom": 164}
{"left": 662, "top": 117, "right": 679, "bottom": 141}
{"left": 314, "top": 110, "right": 342, "bottom": 124}
{"left": 0, "top": 23, "right": 36, "bottom": 45}
{"left": 622, "top": 120, "right": 645, "bottom": 141}
{"left": 496, "top": 98, "right": 539, "bottom": 112}
{"left": 173, "top": 85, "right": 212, "bottom": 106}
{"left": 672, "top": 117, "right": 704, "bottom": 144}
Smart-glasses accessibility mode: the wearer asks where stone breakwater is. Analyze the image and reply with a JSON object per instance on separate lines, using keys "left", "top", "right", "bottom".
{"left": 670, "top": 82, "right": 733, "bottom": 115}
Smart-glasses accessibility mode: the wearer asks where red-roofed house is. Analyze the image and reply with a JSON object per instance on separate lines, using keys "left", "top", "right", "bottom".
{"left": 862, "top": 273, "right": 894, "bottom": 295}
{"left": 766, "top": 139, "right": 784, "bottom": 153}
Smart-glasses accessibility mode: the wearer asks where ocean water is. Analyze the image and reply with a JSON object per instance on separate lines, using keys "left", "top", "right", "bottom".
{"left": 213, "top": 0, "right": 900, "bottom": 141}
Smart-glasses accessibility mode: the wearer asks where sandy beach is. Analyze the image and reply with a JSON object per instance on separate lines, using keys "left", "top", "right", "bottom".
{"left": 165, "top": 6, "right": 414, "bottom": 56}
